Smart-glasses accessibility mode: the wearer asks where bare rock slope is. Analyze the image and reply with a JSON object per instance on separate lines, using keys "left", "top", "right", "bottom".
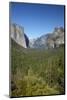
{"left": 10, "top": 24, "right": 29, "bottom": 48}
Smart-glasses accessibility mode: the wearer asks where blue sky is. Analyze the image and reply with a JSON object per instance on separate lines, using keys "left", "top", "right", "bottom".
{"left": 10, "top": 2, "right": 65, "bottom": 39}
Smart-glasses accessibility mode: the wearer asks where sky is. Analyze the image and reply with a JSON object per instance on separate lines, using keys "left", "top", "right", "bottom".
{"left": 10, "top": 2, "right": 65, "bottom": 39}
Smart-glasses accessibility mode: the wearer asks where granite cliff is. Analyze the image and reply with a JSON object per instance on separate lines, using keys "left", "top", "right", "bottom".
{"left": 10, "top": 24, "right": 29, "bottom": 48}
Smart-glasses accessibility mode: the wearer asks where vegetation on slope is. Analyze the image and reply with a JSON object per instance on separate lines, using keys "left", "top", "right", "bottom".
{"left": 10, "top": 39, "right": 65, "bottom": 97}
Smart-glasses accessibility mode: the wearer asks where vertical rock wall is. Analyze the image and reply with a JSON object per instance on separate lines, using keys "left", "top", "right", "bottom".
{"left": 10, "top": 24, "right": 27, "bottom": 48}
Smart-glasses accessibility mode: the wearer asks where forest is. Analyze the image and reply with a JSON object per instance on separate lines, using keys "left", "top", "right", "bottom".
{"left": 10, "top": 39, "right": 65, "bottom": 97}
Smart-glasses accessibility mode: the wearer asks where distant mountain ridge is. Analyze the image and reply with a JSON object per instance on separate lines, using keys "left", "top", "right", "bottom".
{"left": 29, "top": 27, "right": 64, "bottom": 49}
{"left": 10, "top": 24, "right": 64, "bottom": 49}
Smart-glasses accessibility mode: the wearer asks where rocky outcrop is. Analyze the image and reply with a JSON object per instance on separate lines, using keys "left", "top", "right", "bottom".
{"left": 10, "top": 24, "right": 29, "bottom": 48}
{"left": 30, "top": 27, "right": 64, "bottom": 49}
{"left": 46, "top": 27, "right": 64, "bottom": 48}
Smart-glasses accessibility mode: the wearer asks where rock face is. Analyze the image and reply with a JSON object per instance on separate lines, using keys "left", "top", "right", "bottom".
{"left": 10, "top": 24, "right": 29, "bottom": 48}
{"left": 30, "top": 27, "right": 64, "bottom": 49}
{"left": 46, "top": 27, "right": 64, "bottom": 48}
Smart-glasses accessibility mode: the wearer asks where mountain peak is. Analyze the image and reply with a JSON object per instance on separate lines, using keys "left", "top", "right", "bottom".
{"left": 29, "top": 27, "right": 64, "bottom": 49}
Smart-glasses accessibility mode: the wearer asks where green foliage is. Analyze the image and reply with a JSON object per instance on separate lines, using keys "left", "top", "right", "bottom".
{"left": 10, "top": 39, "right": 65, "bottom": 97}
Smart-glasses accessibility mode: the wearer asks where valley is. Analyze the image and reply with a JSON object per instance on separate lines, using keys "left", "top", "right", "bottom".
{"left": 10, "top": 38, "right": 65, "bottom": 97}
